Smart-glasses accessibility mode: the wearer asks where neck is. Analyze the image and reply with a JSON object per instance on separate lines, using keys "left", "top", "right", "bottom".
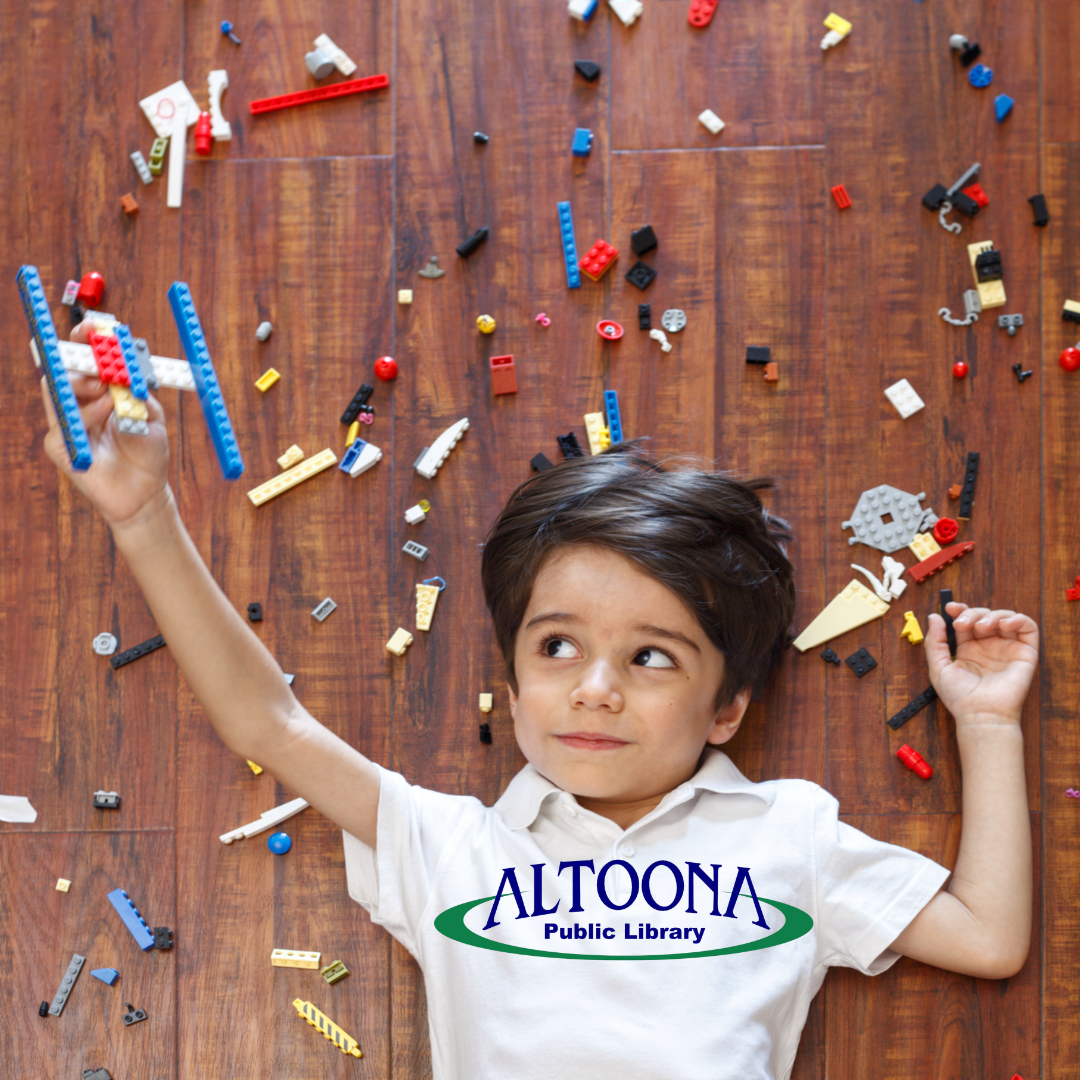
{"left": 573, "top": 791, "right": 668, "bottom": 830}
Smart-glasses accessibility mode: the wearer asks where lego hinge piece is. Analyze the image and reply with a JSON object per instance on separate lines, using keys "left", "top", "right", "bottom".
{"left": 221, "top": 796, "right": 309, "bottom": 843}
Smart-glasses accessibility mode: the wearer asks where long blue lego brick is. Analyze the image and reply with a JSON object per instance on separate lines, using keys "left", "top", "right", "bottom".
{"left": 15, "top": 265, "right": 93, "bottom": 471}
{"left": 557, "top": 201, "right": 581, "bottom": 289}
{"left": 106, "top": 888, "right": 156, "bottom": 951}
{"left": 114, "top": 324, "right": 149, "bottom": 401}
{"left": 604, "top": 390, "right": 623, "bottom": 445}
{"left": 166, "top": 282, "right": 245, "bottom": 481}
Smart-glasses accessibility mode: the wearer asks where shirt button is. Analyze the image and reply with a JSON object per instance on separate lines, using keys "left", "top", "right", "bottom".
{"left": 619, "top": 843, "right": 635, "bottom": 857}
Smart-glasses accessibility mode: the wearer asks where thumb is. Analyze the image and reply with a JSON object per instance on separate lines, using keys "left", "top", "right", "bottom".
{"left": 923, "top": 612, "right": 953, "bottom": 679}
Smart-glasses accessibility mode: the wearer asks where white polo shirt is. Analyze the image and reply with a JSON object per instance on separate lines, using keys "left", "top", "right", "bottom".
{"left": 343, "top": 748, "right": 950, "bottom": 1080}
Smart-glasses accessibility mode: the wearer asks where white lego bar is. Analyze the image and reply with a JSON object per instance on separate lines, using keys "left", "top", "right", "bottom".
{"left": 208, "top": 70, "right": 232, "bottom": 140}
{"left": 220, "top": 796, "right": 309, "bottom": 844}
{"left": 31, "top": 338, "right": 197, "bottom": 392}
{"left": 314, "top": 33, "right": 357, "bottom": 76}
{"left": 167, "top": 107, "right": 186, "bottom": 208}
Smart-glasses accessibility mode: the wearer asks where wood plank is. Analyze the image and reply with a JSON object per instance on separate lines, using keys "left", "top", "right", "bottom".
{"left": 1043, "top": 0, "right": 1080, "bottom": 142}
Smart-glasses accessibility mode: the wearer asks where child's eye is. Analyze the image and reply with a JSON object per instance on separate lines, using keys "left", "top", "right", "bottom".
{"left": 633, "top": 648, "right": 676, "bottom": 669}
{"left": 541, "top": 636, "right": 579, "bottom": 659}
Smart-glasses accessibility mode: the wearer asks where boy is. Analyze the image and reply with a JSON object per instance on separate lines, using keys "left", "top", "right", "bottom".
{"left": 39, "top": 328, "right": 1037, "bottom": 1080}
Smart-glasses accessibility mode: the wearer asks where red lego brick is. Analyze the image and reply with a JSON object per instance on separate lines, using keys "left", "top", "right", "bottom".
{"left": 961, "top": 182, "right": 989, "bottom": 207}
{"left": 687, "top": 0, "right": 718, "bottom": 27}
{"left": 490, "top": 354, "right": 518, "bottom": 395}
{"left": 194, "top": 111, "right": 212, "bottom": 155}
{"left": 76, "top": 271, "right": 105, "bottom": 308}
{"left": 831, "top": 184, "right": 852, "bottom": 209}
{"left": 908, "top": 541, "right": 975, "bottom": 584}
{"left": 89, "top": 331, "right": 131, "bottom": 387}
{"left": 1066, "top": 576, "right": 1080, "bottom": 601}
{"left": 249, "top": 74, "right": 390, "bottom": 116}
{"left": 579, "top": 240, "right": 619, "bottom": 282}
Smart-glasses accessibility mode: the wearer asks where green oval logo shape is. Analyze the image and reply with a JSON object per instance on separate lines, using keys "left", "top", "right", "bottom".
{"left": 434, "top": 893, "right": 813, "bottom": 960}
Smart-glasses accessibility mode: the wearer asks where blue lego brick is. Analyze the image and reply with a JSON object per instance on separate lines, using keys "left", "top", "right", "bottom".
{"left": 604, "top": 390, "right": 623, "bottom": 445}
{"left": 15, "top": 265, "right": 93, "bottom": 472}
{"left": 166, "top": 282, "right": 245, "bottom": 481}
{"left": 556, "top": 201, "right": 581, "bottom": 289}
{"left": 571, "top": 127, "right": 594, "bottom": 157}
{"left": 339, "top": 437, "right": 367, "bottom": 473}
{"left": 106, "top": 888, "right": 156, "bottom": 951}
{"left": 91, "top": 967, "right": 120, "bottom": 986}
{"left": 114, "top": 324, "right": 149, "bottom": 401}
{"left": 994, "top": 93, "right": 1014, "bottom": 122}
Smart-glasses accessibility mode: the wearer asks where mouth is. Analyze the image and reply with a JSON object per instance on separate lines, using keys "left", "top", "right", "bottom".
{"left": 555, "top": 733, "right": 630, "bottom": 751}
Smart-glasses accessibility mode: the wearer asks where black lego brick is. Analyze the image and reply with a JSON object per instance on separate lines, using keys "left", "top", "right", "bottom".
{"left": 624, "top": 260, "right": 656, "bottom": 290}
{"left": 630, "top": 224, "right": 657, "bottom": 255}
{"left": 479, "top": 723, "right": 492, "bottom": 745}
{"left": 746, "top": 346, "right": 771, "bottom": 365}
{"left": 110, "top": 634, "right": 165, "bottom": 670}
{"left": 940, "top": 588, "right": 957, "bottom": 657}
{"left": 922, "top": 183, "right": 948, "bottom": 211}
{"left": 845, "top": 648, "right": 877, "bottom": 677}
{"left": 957, "top": 451, "right": 979, "bottom": 519}
{"left": 638, "top": 304, "right": 651, "bottom": 330}
{"left": 1028, "top": 193, "right": 1049, "bottom": 226}
{"left": 557, "top": 432, "right": 584, "bottom": 458}
{"left": 820, "top": 648, "right": 841, "bottom": 666}
{"left": 340, "top": 382, "right": 374, "bottom": 425}
{"left": 951, "top": 190, "right": 980, "bottom": 217}
{"left": 574, "top": 60, "right": 601, "bottom": 82}
{"left": 887, "top": 686, "right": 938, "bottom": 730}
{"left": 959, "top": 42, "right": 981, "bottom": 67}
{"left": 530, "top": 453, "right": 555, "bottom": 473}
{"left": 247, "top": 602, "right": 263, "bottom": 622}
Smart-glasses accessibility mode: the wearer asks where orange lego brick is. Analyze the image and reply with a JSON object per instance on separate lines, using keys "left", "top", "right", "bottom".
{"left": 831, "top": 184, "right": 851, "bottom": 209}
{"left": 120, "top": 193, "right": 139, "bottom": 215}
{"left": 579, "top": 240, "right": 619, "bottom": 282}
{"left": 763, "top": 362, "right": 779, "bottom": 382}
{"left": 490, "top": 354, "right": 518, "bottom": 395}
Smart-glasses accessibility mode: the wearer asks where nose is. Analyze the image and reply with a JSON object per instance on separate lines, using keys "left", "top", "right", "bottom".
{"left": 571, "top": 659, "right": 624, "bottom": 712}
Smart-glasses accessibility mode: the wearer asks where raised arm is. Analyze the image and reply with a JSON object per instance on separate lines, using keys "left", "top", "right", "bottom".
{"left": 39, "top": 324, "right": 380, "bottom": 848}
{"left": 887, "top": 603, "right": 1037, "bottom": 979}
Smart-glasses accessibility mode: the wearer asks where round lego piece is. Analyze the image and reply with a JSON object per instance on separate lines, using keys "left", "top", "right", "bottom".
{"left": 374, "top": 356, "right": 398, "bottom": 380}
{"left": 93, "top": 633, "right": 118, "bottom": 656}
{"left": 596, "top": 319, "right": 624, "bottom": 340}
{"left": 305, "top": 47, "right": 335, "bottom": 80}
{"left": 932, "top": 517, "right": 959, "bottom": 544}
{"left": 255, "top": 321, "right": 273, "bottom": 341}
{"left": 1059, "top": 347, "right": 1080, "bottom": 372}
{"left": 534, "top": 312, "right": 551, "bottom": 327}
{"left": 948, "top": 34, "right": 968, "bottom": 50}
{"left": 968, "top": 63, "right": 993, "bottom": 87}
{"left": 660, "top": 309, "right": 687, "bottom": 333}
{"left": 952, "top": 361, "right": 969, "bottom": 379}
{"left": 267, "top": 831, "right": 292, "bottom": 854}
{"left": 476, "top": 314, "right": 496, "bottom": 334}
{"left": 77, "top": 272, "right": 105, "bottom": 308}
{"left": 418, "top": 500, "right": 431, "bottom": 512}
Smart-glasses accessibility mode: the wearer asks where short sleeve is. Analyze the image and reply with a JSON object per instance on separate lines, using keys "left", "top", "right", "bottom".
{"left": 342, "top": 764, "right": 486, "bottom": 960}
{"left": 813, "top": 785, "right": 952, "bottom": 975}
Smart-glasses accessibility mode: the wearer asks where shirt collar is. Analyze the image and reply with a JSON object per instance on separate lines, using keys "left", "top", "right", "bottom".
{"left": 493, "top": 747, "right": 776, "bottom": 831}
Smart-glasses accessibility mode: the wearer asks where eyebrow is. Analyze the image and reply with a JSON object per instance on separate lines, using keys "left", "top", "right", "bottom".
{"left": 522, "top": 613, "right": 702, "bottom": 654}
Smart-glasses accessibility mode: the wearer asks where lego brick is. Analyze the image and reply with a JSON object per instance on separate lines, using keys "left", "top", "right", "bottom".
{"left": 247, "top": 448, "right": 337, "bottom": 506}
{"left": 247, "top": 602, "right": 263, "bottom": 622}
{"left": 49, "top": 954, "right": 85, "bottom": 1016}
{"left": 575, "top": 59, "right": 601, "bottom": 81}
{"left": 106, "top": 889, "right": 156, "bottom": 951}
{"left": 745, "top": 346, "right": 771, "bottom": 365}
{"left": 83, "top": 1070, "right": 112, "bottom": 1080}
{"left": 961, "top": 183, "right": 989, "bottom": 208}
{"left": 490, "top": 354, "right": 518, "bottom": 395}
{"left": 312, "top": 598, "right": 337, "bottom": 622}
{"left": 293, "top": 998, "right": 363, "bottom": 1058}
{"left": 625, "top": 260, "right": 656, "bottom": 290}
{"left": 403, "top": 540, "right": 430, "bottom": 562}
{"left": 479, "top": 693, "right": 493, "bottom": 712}
{"left": 845, "top": 647, "right": 877, "bottom": 677}
{"left": 957, "top": 451, "right": 979, "bottom": 519}
{"left": 900, "top": 611, "right": 924, "bottom": 645}
{"left": 1028, "top": 193, "right": 1049, "bottom": 226}
{"left": 823, "top": 12, "right": 852, "bottom": 35}
{"left": 456, "top": 227, "right": 489, "bottom": 257}
{"left": 959, "top": 42, "right": 981, "bottom": 66}
{"left": 166, "top": 107, "right": 186, "bottom": 208}
{"left": 207, "top": 69, "right": 231, "bottom": 140}
{"left": 148, "top": 136, "right": 167, "bottom": 175}
{"left": 557, "top": 201, "right": 581, "bottom": 289}
{"left": 661, "top": 309, "right": 686, "bottom": 333}
{"left": 831, "top": 184, "right": 851, "bottom": 209}
{"left": 61, "top": 279, "right": 80, "bottom": 306}
{"left": 698, "top": 109, "right": 725, "bottom": 135}
{"left": 884, "top": 378, "right": 924, "bottom": 419}
{"left": 921, "top": 183, "right": 948, "bottom": 211}
{"left": 580, "top": 240, "right": 618, "bottom": 281}
{"left": 121, "top": 192, "right": 139, "bottom": 215}
{"left": 820, "top": 648, "right": 841, "bottom": 666}
{"left": 630, "top": 225, "right": 657, "bottom": 256}
{"left": 887, "top": 686, "right": 937, "bottom": 730}
{"left": 56, "top": 878, "right": 71, "bottom": 892}
{"left": 975, "top": 249, "right": 1002, "bottom": 282}
{"left": 271, "top": 949, "right": 321, "bottom": 969}
{"left": 321, "top": 960, "right": 350, "bottom": 985}
{"left": 341, "top": 438, "right": 382, "bottom": 478}
{"left": 531, "top": 453, "right": 555, "bottom": 473}
{"left": 255, "top": 368, "right": 280, "bottom": 392}
{"left": 609, "top": 0, "right": 643, "bottom": 26}
{"left": 404, "top": 502, "right": 427, "bottom": 524}
{"left": 479, "top": 722, "right": 493, "bottom": 744}
{"left": 557, "top": 432, "right": 584, "bottom": 458}
{"left": 93, "top": 791, "right": 120, "bottom": 809}
{"left": 638, "top": 304, "right": 651, "bottom": 330}
{"left": 246, "top": 759, "right": 263, "bottom": 773}
{"left": 277, "top": 445, "right": 304, "bottom": 470}
{"left": 415, "top": 583, "right": 440, "bottom": 631}
{"left": 994, "top": 94, "right": 1014, "bottom": 122}
{"left": 1062, "top": 299, "right": 1080, "bottom": 323}
{"left": 123, "top": 1003, "right": 148, "bottom": 1026}
{"left": 90, "top": 968, "right": 119, "bottom": 986}
{"left": 398, "top": 289, "right": 413, "bottom": 304}
{"left": 110, "top": 634, "right": 165, "bottom": 669}
{"left": 951, "top": 190, "right": 979, "bottom": 217}
{"left": 314, "top": 33, "right": 357, "bottom": 77}
{"left": 762, "top": 362, "right": 779, "bottom": 383}
{"left": 108, "top": 384, "right": 150, "bottom": 435}
{"left": 571, "top": 127, "right": 594, "bottom": 157}
{"left": 687, "top": 0, "right": 718, "bottom": 28}
{"left": 167, "top": 282, "right": 244, "bottom": 480}
{"left": 130, "top": 150, "right": 153, "bottom": 184}
{"left": 139, "top": 81, "right": 199, "bottom": 138}
{"left": 604, "top": 390, "right": 623, "bottom": 445}
{"left": 346, "top": 420, "right": 361, "bottom": 445}
{"left": 414, "top": 418, "right": 469, "bottom": 479}
{"left": 940, "top": 589, "right": 957, "bottom": 657}
{"left": 89, "top": 330, "right": 131, "bottom": 387}
{"left": 220, "top": 797, "right": 309, "bottom": 843}
{"left": 583, "top": 412, "right": 607, "bottom": 455}
{"left": 568, "top": 0, "right": 599, "bottom": 19}
{"left": 842, "top": 485, "right": 931, "bottom": 554}
{"left": 792, "top": 580, "right": 890, "bottom": 652}
{"left": 385, "top": 627, "right": 414, "bottom": 656}
{"left": 967, "top": 241, "right": 1005, "bottom": 309}
{"left": 16, "top": 266, "right": 92, "bottom": 471}
{"left": 249, "top": 74, "right": 389, "bottom": 115}
{"left": 114, "top": 326, "right": 149, "bottom": 400}
{"left": 341, "top": 382, "right": 375, "bottom": 424}
{"left": 907, "top": 541, "right": 975, "bottom": 584}
{"left": 305, "top": 45, "right": 335, "bottom": 79}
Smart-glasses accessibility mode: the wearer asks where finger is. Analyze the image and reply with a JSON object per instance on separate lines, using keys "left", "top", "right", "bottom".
{"left": 950, "top": 605, "right": 989, "bottom": 629}
{"left": 67, "top": 371, "right": 109, "bottom": 404}
{"left": 924, "top": 612, "right": 954, "bottom": 677}
{"left": 70, "top": 320, "right": 92, "bottom": 344}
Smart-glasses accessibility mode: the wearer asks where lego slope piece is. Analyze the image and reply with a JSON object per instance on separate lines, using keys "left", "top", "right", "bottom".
{"left": 249, "top": 74, "right": 390, "bottom": 115}
{"left": 16, "top": 266, "right": 92, "bottom": 471}
{"left": 908, "top": 541, "right": 976, "bottom": 584}
{"left": 207, "top": 70, "right": 232, "bottom": 140}
{"left": 167, "top": 282, "right": 244, "bottom": 480}
{"left": 106, "top": 889, "right": 156, "bottom": 951}
{"left": 49, "top": 953, "right": 85, "bottom": 1016}
{"left": 91, "top": 968, "right": 120, "bottom": 986}
{"left": 609, "top": 0, "right": 643, "bottom": 27}
{"left": 139, "top": 80, "right": 200, "bottom": 138}
{"left": 340, "top": 438, "right": 382, "bottom": 478}
{"left": 792, "top": 580, "right": 890, "bottom": 652}
{"left": 414, "top": 418, "right": 469, "bottom": 479}
{"left": 557, "top": 201, "right": 581, "bottom": 289}
{"left": 293, "top": 999, "right": 363, "bottom": 1058}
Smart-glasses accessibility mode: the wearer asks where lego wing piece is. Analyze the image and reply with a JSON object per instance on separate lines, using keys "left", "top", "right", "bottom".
{"left": 793, "top": 580, "right": 891, "bottom": 652}
{"left": 414, "top": 418, "right": 469, "bottom": 479}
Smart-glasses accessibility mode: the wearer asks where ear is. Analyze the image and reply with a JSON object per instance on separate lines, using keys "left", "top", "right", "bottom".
{"left": 507, "top": 682, "right": 518, "bottom": 721}
{"left": 705, "top": 687, "right": 751, "bottom": 746}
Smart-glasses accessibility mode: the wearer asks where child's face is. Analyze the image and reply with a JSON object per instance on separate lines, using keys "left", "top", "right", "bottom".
{"left": 508, "top": 545, "right": 750, "bottom": 811}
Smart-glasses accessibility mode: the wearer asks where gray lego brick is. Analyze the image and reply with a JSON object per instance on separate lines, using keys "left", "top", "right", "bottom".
{"left": 49, "top": 953, "right": 85, "bottom": 1016}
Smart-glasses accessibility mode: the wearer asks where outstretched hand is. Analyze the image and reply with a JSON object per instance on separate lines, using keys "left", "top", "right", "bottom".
{"left": 924, "top": 603, "right": 1039, "bottom": 726}
{"left": 39, "top": 320, "right": 172, "bottom": 533}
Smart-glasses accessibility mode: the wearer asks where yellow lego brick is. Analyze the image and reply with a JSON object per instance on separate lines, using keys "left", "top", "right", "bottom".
{"left": 246, "top": 759, "right": 263, "bottom": 775}
{"left": 398, "top": 289, "right": 413, "bottom": 305}
{"left": 255, "top": 368, "right": 281, "bottom": 392}
{"left": 271, "top": 949, "right": 321, "bottom": 969}
{"left": 108, "top": 384, "right": 149, "bottom": 422}
{"left": 247, "top": 448, "right": 338, "bottom": 507}
{"left": 584, "top": 412, "right": 606, "bottom": 455}
{"left": 823, "top": 12, "right": 852, "bottom": 34}
{"left": 792, "top": 579, "right": 890, "bottom": 652}
{"left": 900, "top": 611, "right": 924, "bottom": 645}
{"left": 277, "top": 445, "right": 304, "bottom": 470}
{"left": 1064, "top": 299, "right": 1080, "bottom": 320}
{"left": 415, "top": 584, "right": 440, "bottom": 631}
{"left": 346, "top": 420, "right": 360, "bottom": 447}
{"left": 976, "top": 280, "right": 1006, "bottom": 310}
{"left": 479, "top": 693, "right": 493, "bottom": 713}
{"left": 386, "top": 627, "right": 414, "bottom": 656}
{"left": 55, "top": 878, "right": 71, "bottom": 892}
{"left": 292, "top": 999, "right": 363, "bottom": 1058}
{"left": 908, "top": 532, "right": 941, "bottom": 561}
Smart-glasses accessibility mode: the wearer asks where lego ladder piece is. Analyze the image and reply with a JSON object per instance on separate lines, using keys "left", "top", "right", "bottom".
{"left": 792, "top": 580, "right": 890, "bottom": 652}
{"left": 292, "top": 999, "right": 363, "bottom": 1058}
{"left": 415, "top": 584, "right": 440, "bottom": 631}
{"left": 49, "top": 953, "right": 85, "bottom": 1016}
{"left": 907, "top": 541, "right": 975, "bottom": 584}
{"left": 414, "top": 418, "right": 469, "bottom": 479}
{"left": 207, "top": 70, "right": 232, "bottom": 140}
{"left": 16, "top": 265, "right": 92, "bottom": 471}
{"left": 957, "top": 451, "right": 979, "bottom": 520}
{"left": 220, "top": 796, "right": 309, "bottom": 844}
{"left": 106, "top": 889, "right": 156, "bottom": 951}
{"left": 887, "top": 686, "right": 938, "bottom": 730}
{"left": 248, "top": 74, "right": 389, "bottom": 115}
{"left": 603, "top": 390, "right": 623, "bottom": 445}
{"left": 557, "top": 201, "right": 581, "bottom": 289}
{"left": 167, "top": 282, "right": 244, "bottom": 480}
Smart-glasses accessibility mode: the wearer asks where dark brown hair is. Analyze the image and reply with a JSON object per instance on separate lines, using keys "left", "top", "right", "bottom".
{"left": 481, "top": 440, "right": 796, "bottom": 709}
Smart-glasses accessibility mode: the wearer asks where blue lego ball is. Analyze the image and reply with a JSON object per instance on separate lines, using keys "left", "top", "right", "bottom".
{"left": 968, "top": 64, "right": 993, "bottom": 88}
{"left": 267, "top": 831, "right": 292, "bottom": 854}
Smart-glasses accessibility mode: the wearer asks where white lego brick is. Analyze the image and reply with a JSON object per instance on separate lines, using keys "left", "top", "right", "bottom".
{"left": 698, "top": 109, "right": 725, "bottom": 135}
{"left": 311, "top": 597, "right": 337, "bottom": 622}
{"left": 220, "top": 796, "right": 309, "bottom": 844}
{"left": 130, "top": 151, "right": 153, "bottom": 185}
{"left": 404, "top": 503, "right": 427, "bottom": 525}
{"left": 568, "top": 0, "right": 598, "bottom": 19}
{"left": 414, "top": 418, "right": 469, "bottom": 479}
{"left": 271, "top": 949, "right": 322, "bottom": 969}
{"left": 609, "top": 0, "right": 643, "bottom": 26}
{"left": 884, "top": 378, "right": 925, "bottom": 419}
{"left": 166, "top": 107, "right": 186, "bottom": 209}
{"left": 139, "top": 80, "right": 200, "bottom": 139}
{"left": 314, "top": 33, "right": 357, "bottom": 77}
{"left": 207, "top": 70, "right": 232, "bottom": 141}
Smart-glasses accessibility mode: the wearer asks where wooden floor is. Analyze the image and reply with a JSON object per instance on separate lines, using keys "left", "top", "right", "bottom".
{"left": 2, "top": 1, "right": 1078, "bottom": 1077}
